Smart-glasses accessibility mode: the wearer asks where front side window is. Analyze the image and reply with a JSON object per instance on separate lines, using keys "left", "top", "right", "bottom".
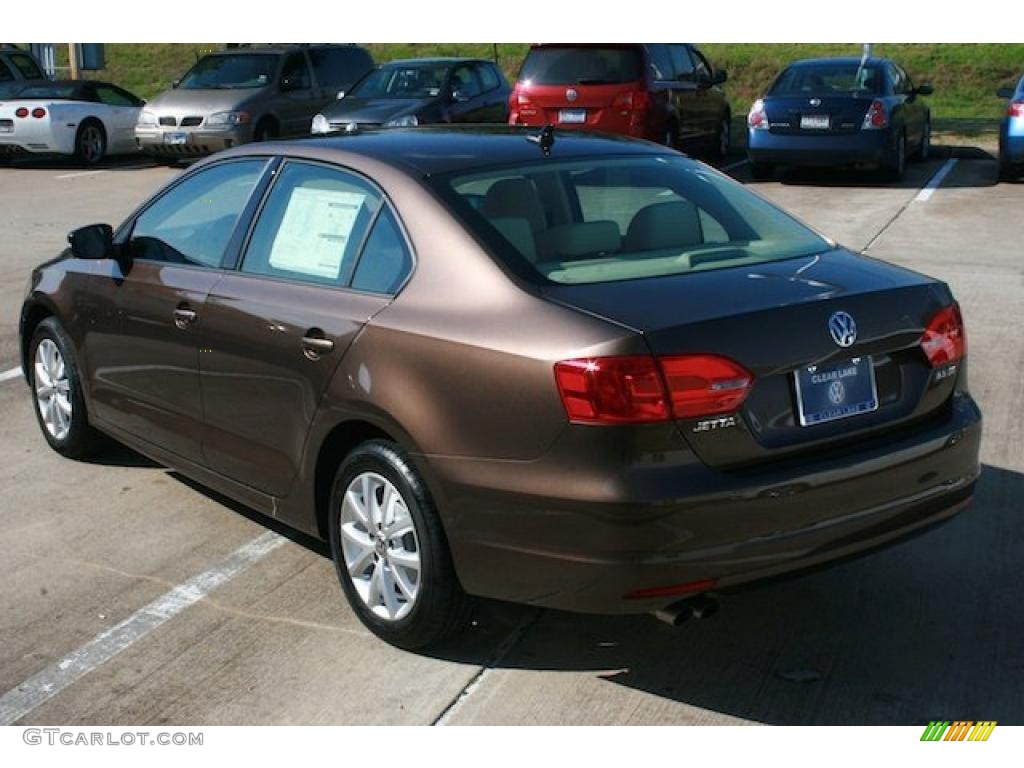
{"left": 241, "top": 162, "right": 383, "bottom": 286}
{"left": 518, "top": 46, "right": 643, "bottom": 86}
{"left": 129, "top": 160, "right": 267, "bottom": 268}
{"left": 349, "top": 64, "right": 451, "bottom": 99}
{"left": 96, "top": 85, "right": 139, "bottom": 107}
{"left": 668, "top": 45, "right": 694, "bottom": 80}
{"left": 646, "top": 44, "right": 673, "bottom": 81}
{"left": 178, "top": 54, "right": 277, "bottom": 90}
{"left": 280, "top": 52, "right": 312, "bottom": 90}
{"left": 435, "top": 155, "right": 830, "bottom": 286}
{"left": 771, "top": 63, "right": 884, "bottom": 96}
{"left": 451, "top": 66, "right": 482, "bottom": 99}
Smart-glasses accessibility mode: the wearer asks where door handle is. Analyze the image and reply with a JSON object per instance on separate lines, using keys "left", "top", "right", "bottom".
{"left": 301, "top": 334, "right": 334, "bottom": 360}
{"left": 173, "top": 306, "right": 198, "bottom": 329}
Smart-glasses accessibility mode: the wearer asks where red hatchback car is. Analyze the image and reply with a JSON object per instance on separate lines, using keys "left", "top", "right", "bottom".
{"left": 509, "top": 43, "right": 732, "bottom": 160}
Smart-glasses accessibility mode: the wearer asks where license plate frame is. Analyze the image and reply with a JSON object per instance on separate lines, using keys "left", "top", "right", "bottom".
{"left": 799, "top": 114, "right": 831, "bottom": 131}
{"left": 793, "top": 356, "right": 878, "bottom": 427}
{"left": 163, "top": 131, "right": 188, "bottom": 145}
{"left": 558, "top": 109, "right": 587, "bottom": 124}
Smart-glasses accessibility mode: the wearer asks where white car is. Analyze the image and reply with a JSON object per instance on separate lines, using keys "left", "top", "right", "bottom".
{"left": 0, "top": 80, "right": 144, "bottom": 165}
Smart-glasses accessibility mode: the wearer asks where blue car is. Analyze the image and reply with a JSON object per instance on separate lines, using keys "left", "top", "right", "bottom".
{"left": 747, "top": 57, "right": 932, "bottom": 181}
{"left": 997, "top": 77, "right": 1024, "bottom": 180}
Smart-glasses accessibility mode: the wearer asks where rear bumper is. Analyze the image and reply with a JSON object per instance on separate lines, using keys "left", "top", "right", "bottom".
{"left": 439, "top": 392, "right": 982, "bottom": 613}
{"left": 1000, "top": 128, "right": 1024, "bottom": 165}
{"left": 748, "top": 128, "right": 892, "bottom": 167}
{"left": 135, "top": 125, "right": 253, "bottom": 157}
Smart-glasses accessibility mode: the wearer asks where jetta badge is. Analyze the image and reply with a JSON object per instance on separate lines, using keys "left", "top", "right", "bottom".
{"left": 828, "top": 311, "right": 857, "bottom": 348}
{"left": 809, "top": 98, "right": 822, "bottom": 107}
{"left": 566, "top": 88, "right": 578, "bottom": 102}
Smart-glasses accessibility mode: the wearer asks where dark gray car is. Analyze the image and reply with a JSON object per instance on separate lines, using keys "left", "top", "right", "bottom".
{"left": 136, "top": 44, "right": 373, "bottom": 159}
{"left": 311, "top": 57, "right": 509, "bottom": 134}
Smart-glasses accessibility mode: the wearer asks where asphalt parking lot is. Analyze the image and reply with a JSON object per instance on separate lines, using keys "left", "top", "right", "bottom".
{"left": 0, "top": 145, "right": 1021, "bottom": 726}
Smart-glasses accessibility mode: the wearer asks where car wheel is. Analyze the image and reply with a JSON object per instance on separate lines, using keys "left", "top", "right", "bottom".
{"left": 715, "top": 117, "right": 731, "bottom": 162}
{"left": 916, "top": 121, "right": 931, "bottom": 161}
{"left": 252, "top": 119, "right": 278, "bottom": 143}
{"left": 74, "top": 120, "right": 107, "bottom": 166}
{"left": 29, "top": 317, "right": 107, "bottom": 459}
{"left": 328, "top": 439, "right": 471, "bottom": 649}
{"left": 750, "top": 161, "right": 775, "bottom": 180}
{"left": 884, "top": 130, "right": 907, "bottom": 182}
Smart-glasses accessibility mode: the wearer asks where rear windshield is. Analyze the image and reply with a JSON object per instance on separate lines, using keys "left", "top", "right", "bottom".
{"left": 770, "top": 63, "right": 883, "bottom": 96}
{"left": 434, "top": 155, "right": 830, "bottom": 286}
{"left": 350, "top": 63, "right": 451, "bottom": 99}
{"left": 179, "top": 54, "right": 278, "bottom": 90}
{"left": 518, "top": 46, "right": 643, "bottom": 86}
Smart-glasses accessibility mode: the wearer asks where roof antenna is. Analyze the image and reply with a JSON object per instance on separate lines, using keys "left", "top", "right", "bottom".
{"left": 527, "top": 124, "right": 555, "bottom": 156}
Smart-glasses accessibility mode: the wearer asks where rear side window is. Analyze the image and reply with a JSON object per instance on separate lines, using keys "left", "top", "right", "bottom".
{"left": 280, "top": 52, "right": 312, "bottom": 90}
{"left": 451, "top": 65, "right": 482, "bottom": 99}
{"left": 668, "top": 45, "right": 694, "bottom": 80}
{"left": 518, "top": 46, "right": 643, "bottom": 86}
{"left": 9, "top": 53, "right": 43, "bottom": 80}
{"left": 477, "top": 63, "right": 501, "bottom": 92}
{"left": 645, "top": 44, "right": 673, "bottom": 81}
{"left": 351, "top": 208, "right": 412, "bottom": 294}
{"left": 309, "top": 47, "right": 373, "bottom": 89}
{"left": 0, "top": 59, "right": 13, "bottom": 83}
{"left": 129, "top": 160, "right": 267, "bottom": 268}
{"left": 241, "top": 162, "right": 383, "bottom": 286}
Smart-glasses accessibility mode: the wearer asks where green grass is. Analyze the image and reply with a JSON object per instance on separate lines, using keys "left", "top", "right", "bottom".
{"left": 39, "top": 43, "right": 1024, "bottom": 129}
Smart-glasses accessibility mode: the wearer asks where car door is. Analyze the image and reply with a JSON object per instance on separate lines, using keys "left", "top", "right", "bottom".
{"left": 687, "top": 45, "right": 723, "bottom": 142}
{"left": 892, "top": 64, "right": 923, "bottom": 146}
{"left": 473, "top": 62, "right": 510, "bottom": 122}
{"left": 86, "top": 158, "right": 271, "bottom": 463}
{"left": 93, "top": 84, "right": 142, "bottom": 153}
{"left": 666, "top": 44, "right": 701, "bottom": 145}
{"left": 446, "top": 64, "right": 487, "bottom": 123}
{"left": 275, "top": 51, "right": 319, "bottom": 135}
{"left": 199, "top": 159, "right": 410, "bottom": 497}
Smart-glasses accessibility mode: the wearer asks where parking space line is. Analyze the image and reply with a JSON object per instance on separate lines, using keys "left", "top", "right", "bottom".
{"left": 0, "top": 367, "right": 22, "bottom": 384}
{"left": 54, "top": 170, "right": 107, "bottom": 180}
{"left": 0, "top": 530, "right": 286, "bottom": 726}
{"left": 914, "top": 158, "right": 958, "bottom": 203}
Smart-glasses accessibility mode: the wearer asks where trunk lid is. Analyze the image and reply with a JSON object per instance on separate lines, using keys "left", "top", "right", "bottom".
{"left": 763, "top": 95, "right": 873, "bottom": 135}
{"left": 543, "top": 249, "right": 959, "bottom": 469}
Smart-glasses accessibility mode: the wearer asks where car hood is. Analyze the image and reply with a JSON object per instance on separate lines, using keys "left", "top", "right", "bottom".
{"left": 145, "top": 87, "right": 267, "bottom": 115}
{"left": 322, "top": 97, "right": 434, "bottom": 124}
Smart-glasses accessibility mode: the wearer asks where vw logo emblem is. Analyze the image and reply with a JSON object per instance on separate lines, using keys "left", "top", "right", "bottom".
{"left": 566, "top": 88, "right": 578, "bottom": 102}
{"left": 809, "top": 98, "right": 822, "bottom": 107}
{"left": 828, "top": 380, "right": 845, "bottom": 405}
{"left": 828, "top": 311, "right": 857, "bottom": 348}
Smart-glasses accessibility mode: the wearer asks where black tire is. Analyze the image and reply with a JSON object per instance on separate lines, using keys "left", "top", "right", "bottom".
{"left": 713, "top": 116, "right": 731, "bottom": 162}
{"left": 663, "top": 121, "right": 678, "bottom": 150}
{"left": 74, "top": 119, "right": 107, "bottom": 166}
{"left": 28, "top": 317, "right": 107, "bottom": 459}
{"left": 328, "top": 439, "right": 471, "bottom": 649}
{"left": 252, "top": 119, "right": 278, "bottom": 143}
{"left": 750, "top": 161, "right": 774, "bottom": 180}
{"left": 915, "top": 120, "right": 931, "bottom": 161}
{"left": 883, "top": 130, "right": 907, "bottom": 182}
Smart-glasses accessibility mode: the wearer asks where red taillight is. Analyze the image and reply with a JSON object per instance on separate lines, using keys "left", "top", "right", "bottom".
{"left": 15, "top": 107, "right": 28, "bottom": 118}
{"left": 862, "top": 100, "right": 888, "bottom": 130}
{"left": 613, "top": 89, "right": 651, "bottom": 112}
{"left": 31, "top": 107, "right": 46, "bottom": 118}
{"left": 748, "top": 98, "right": 768, "bottom": 130}
{"left": 1008, "top": 100, "right": 1024, "bottom": 118}
{"left": 555, "top": 356, "right": 669, "bottom": 424}
{"left": 554, "top": 354, "right": 753, "bottom": 424}
{"left": 921, "top": 304, "right": 966, "bottom": 368}
{"left": 625, "top": 578, "right": 718, "bottom": 600}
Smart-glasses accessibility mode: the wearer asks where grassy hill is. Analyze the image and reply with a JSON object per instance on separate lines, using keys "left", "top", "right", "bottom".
{"left": 45, "top": 43, "right": 1023, "bottom": 130}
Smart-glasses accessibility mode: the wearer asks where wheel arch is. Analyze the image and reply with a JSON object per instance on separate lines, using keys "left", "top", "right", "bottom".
{"left": 19, "top": 299, "right": 57, "bottom": 376}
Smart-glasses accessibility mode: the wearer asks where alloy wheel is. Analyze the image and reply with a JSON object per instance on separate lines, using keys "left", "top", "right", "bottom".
{"left": 339, "top": 471, "right": 421, "bottom": 621}
{"left": 34, "top": 339, "right": 72, "bottom": 441}
{"left": 79, "top": 125, "right": 104, "bottom": 164}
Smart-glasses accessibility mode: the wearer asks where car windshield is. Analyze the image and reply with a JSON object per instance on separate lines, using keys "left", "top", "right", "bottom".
{"left": 178, "top": 54, "right": 277, "bottom": 90}
{"left": 770, "top": 63, "right": 883, "bottom": 96}
{"left": 518, "top": 46, "right": 643, "bottom": 86}
{"left": 435, "top": 155, "right": 830, "bottom": 286}
{"left": 348, "top": 64, "right": 451, "bottom": 99}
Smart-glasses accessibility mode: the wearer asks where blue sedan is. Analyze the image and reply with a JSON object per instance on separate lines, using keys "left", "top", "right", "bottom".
{"left": 997, "top": 77, "right": 1024, "bottom": 181}
{"left": 747, "top": 57, "right": 932, "bottom": 181}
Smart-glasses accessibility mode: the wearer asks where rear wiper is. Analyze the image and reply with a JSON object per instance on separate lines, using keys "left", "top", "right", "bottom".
{"left": 574, "top": 79, "right": 617, "bottom": 85}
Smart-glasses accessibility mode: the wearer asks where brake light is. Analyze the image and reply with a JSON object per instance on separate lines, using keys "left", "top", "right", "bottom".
{"left": 15, "top": 107, "right": 28, "bottom": 118}
{"left": 613, "top": 89, "right": 651, "bottom": 112}
{"left": 748, "top": 98, "right": 768, "bottom": 130}
{"left": 554, "top": 354, "right": 753, "bottom": 424}
{"left": 862, "top": 100, "right": 888, "bottom": 129}
{"left": 515, "top": 91, "right": 532, "bottom": 107}
{"left": 659, "top": 355, "right": 753, "bottom": 419}
{"left": 31, "top": 107, "right": 46, "bottom": 118}
{"left": 1008, "top": 100, "right": 1024, "bottom": 118}
{"left": 921, "top": 304, "right": 966, "bottom": 368}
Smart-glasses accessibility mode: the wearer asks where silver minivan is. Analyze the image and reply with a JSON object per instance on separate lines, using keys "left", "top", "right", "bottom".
{"left": 135, "top": 44, "right": 373, "bottom": 161}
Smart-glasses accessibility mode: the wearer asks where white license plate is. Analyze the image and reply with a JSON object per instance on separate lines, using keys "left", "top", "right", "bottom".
{"left": 558, "top": 109, "right": 586, "bottom": 124}
{"left": 800, "top": 115, "right": 830, "bottom": 130}
{"left": 163, "top": 132, "right": 187, "bottom": 145}
{"left": 0, "top": 121, "right": 13, "bottom": 133}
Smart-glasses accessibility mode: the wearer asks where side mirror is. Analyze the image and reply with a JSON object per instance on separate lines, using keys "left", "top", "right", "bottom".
{"left": 916, "top": 83, "right": 933, "bottom": 96}
{"left": 68, "top": 224, "right": 113, "bottom": 261}
{"left": 997, "top": 86, "right": 1014, "bottom": 99}
{"left": 336, "top": 90, "right": 346, "bottom": 100}
{"left": 713, "top": 69, "right": 728, "bottom": 86}
{"left": 172, "top": 78, "right": 180, "bottom": 89}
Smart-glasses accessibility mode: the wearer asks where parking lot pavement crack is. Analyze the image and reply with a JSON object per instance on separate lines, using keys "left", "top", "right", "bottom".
{"left": 431, "top": 608, "right": 545, "bottom": 726}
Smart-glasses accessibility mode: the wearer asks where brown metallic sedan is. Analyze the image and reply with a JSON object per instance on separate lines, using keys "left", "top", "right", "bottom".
{"left": 19, "top": 127, "right": 981, "bottom": 648}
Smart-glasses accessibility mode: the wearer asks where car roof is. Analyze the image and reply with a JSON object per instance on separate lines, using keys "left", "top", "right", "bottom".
{"left": 223, "top": 125, "right": 669, "bottom": 177}
{"left": 787, "top": 56, "right": 890, "bottom": 68}
{"left": 210, "top": 44, "right": 361, "bottom": 56}
{"left": 380, "top": 57, "right": 488, "bottom": 67}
